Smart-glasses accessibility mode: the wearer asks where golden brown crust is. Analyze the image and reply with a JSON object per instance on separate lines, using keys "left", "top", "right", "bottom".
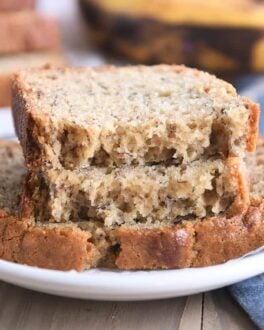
{"left": 12, "top": 65, "right": 65, "bottom": 165}
{"left": 115, "top": 200, "right": 264, "bottom": 269}
{"left": 0, "top": 12, "right": 60, "bottom": 54}
{"left": 4, "top": 197, "right": 264, "bottom": 271}
{"left": 0, "top": 0, "right": 34, "bottom": 11}
{"left": 115, "top": 223, "right": 195, "bottom": 269}
{"left": 20, "top": 226, "right": 97, "bottom": 271}
{"left": 1, "top": 190, "right": 264, "bottom": 271}
{"left": 243, "top": 97, "right": 260, "bottom": 152}
{"left": 225, "top": 157, "right": 249, "bottom": 217}
{"left": 0, "top": 213, "right": 98, "bottom": 271}
{"left": 192, "top": 203, "right": 264, "bottom": 266}
{"left": 0, "top": 215, "right": 28, "bottom": 262}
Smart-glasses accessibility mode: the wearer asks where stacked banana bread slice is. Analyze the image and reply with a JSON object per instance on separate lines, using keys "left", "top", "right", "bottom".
{"left": 7, "top": 64, "right": 262, "bottom": 270}
{"left": 0, "top": 140, "right": 98, "bottom": 271}
{"left": 1, "top": 137, "right": 264, "bottom": 271}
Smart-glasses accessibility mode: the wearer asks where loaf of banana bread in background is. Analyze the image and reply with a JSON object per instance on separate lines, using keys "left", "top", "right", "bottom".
{"left": 12, "top": 65, "right": 259, "bottom": 226}
{"left": 0, "top": 53, "right": 67, "bottom": 107}
{"left": 0, "top": 10, "right": 63, "bottom": 107}
{"left": 79, "top": 0, "right": 264, "bottom": 74}
{"left": 0, "top": 0, "right": 34, "bottom": 11}
{"left": 0, "top": 11, "right": 60, "bottom": 54}
{"left": 1, "top": 138, "right": 264, "bottom": 271}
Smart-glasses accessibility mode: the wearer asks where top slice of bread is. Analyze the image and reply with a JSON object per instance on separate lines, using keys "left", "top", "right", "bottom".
{"left": 0, "top": 0, "right": 34, "bottom": 11}
{"left": 12, "top": 65, "right": 259, "bottom": 169}
{"left": 0, "top": 11, "right": 60, "bottom": 55}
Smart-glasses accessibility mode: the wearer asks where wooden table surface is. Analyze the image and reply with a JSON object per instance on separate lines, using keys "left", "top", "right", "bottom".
{"left": 0, "top": 281, "right": 256, "bottom": 330}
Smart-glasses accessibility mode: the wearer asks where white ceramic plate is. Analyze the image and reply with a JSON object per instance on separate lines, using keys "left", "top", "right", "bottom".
{"left": 1, "top": 252, "right": 264, "bottom": 301}
{"left": 0, "top": 109, "right": 15, "bottom": 139}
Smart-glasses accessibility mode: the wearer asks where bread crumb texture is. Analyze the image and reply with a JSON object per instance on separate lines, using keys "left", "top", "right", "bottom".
{"left": 0, "top": 139, "right": 264, "bottom": 270}
{"left": 28, "top": 158, "right": 247, "bottom": 225}
{"left": 0, "top": 141, "right": 25, "bottom": 215}
{"left": 13, "top": 65, "right": 258, "bottom": 169}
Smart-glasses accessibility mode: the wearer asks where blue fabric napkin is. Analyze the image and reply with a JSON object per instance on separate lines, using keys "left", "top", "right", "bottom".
{"left": 230, "top": 275, "right": 264, "bottom": 329}
{"left": 228, "top": 76, "right": 264, "bottom": 330}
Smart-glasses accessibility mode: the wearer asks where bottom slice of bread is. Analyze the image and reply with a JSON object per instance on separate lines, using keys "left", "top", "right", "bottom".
{"left": 1, "top": 199, "right": 264, "bottom": 271}
{"left": 0, "top": 140, "right": 264, "bottom": 271}
{"left": 115, "top": 198, "right": 264, "bottom": 269}
{"left": 0, "top": 212, "right": 99, "bottom": 271}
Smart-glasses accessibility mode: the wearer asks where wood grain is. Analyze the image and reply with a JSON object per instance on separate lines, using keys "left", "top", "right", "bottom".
{"left": 178, "top": 294, "right": 203, "bottom": 330}
{"left": 0, "top": 281, "right": 256, "bottom": 330}
{"left": 205, "top": 290, "right": 257, "bottom": 330}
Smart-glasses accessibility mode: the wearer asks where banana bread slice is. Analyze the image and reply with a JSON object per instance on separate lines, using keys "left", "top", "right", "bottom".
{"left": 0, "top": 140, "right": 99, "bottom": 271}
{"left": 0, "top": 52, "right": 67, "bottom": 107}
{"left": 116, "top": 139, "right": 264, "bottom": 269}
{"left": 0, "top": 139, "right": 264, "bottom": 271}
{"left": 12, "top": 65, "right": 259, "bottom": 169}
{"left": 0, "top": 0, "right": 34, "bottom": 11}
{"left": 0, "top": 11, "right": 60, "bottom": 55}
{"left": 22, "top": 157, "right": 248, "bottom": 224}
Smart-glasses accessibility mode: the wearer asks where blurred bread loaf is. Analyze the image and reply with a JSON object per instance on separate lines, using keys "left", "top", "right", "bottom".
{"left": 0, "top": 0, "right": 35, "bottom": 11}
{"left": 0, "top": 10, "right": 65, "bottom": 107}
{"left": 0, "top": 11, "right": 60, "bottom": 54}
{"left": 79, "top": 0, "right": 264, "bottom": 74}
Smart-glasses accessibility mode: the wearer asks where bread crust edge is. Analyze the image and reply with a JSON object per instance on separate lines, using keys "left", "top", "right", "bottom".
{"left": 0, "top": 212, "right": 99, "bottom": 271}
{"left": 115, "top": 199, "right": 264, "bottom": 269}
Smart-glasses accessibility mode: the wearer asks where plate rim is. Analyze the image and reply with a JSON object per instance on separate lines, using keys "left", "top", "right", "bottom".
{"left": 0, "top": 251, "right": 264, "bottom": 301}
